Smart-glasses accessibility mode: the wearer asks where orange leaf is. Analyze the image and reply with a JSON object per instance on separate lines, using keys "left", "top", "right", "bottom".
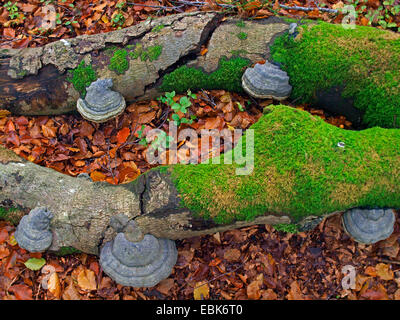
{"left": 117, "top": 127, "right": 130, "bottom": 144}
{"left": 77, "top": 268, "right": 97, "bottom": 291}
{"left": 9, "top": 284, "right": 33, "bottom": 300}
{"left": 48, "top": 272, "right": 61, "bottom": 299}
{"left": 200, "top": 48, "right": 208, "bottom": 56}
{"left": 90, "top": 171, "right": 106, "bottom": 182}
{"left": 376, "top": 263, "right": 394, "bottom": 281}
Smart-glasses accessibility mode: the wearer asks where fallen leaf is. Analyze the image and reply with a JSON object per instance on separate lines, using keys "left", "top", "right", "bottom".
{"left": 247, "top": 274, "right": 263, "bottom": 300}
{"left": 376, "top": 263, "right": 394, "bottom": 281}
{"left": 194, "top": 282, "right": 209, "bottom": 300}
{"left": 224, "top": 248, "right": 241, "bottom": 262}
{"left": 156, "top": 279, "right": 175, "bottom": 295}
{"left": 117, "top": 127, "right": 130, "bottom": 144}
{"left": 9, "top": 284, "right": 33, "bottom": 300}
{"left": 24, "top": 258, "right": 46, "bottom": 271}
{"left": 287, "top": 281, "right": 304, "bottom": 300}
{"left": 63, "top": 281, "right": 82, "bottom": 300}
{"left": 77, "top": 268, "right": 97, "bottom": 291}
{"left": 48, "top": 272, "right": 61, "bottom": 299}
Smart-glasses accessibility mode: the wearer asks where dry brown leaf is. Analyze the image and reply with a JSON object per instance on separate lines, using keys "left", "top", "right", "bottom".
{"left": 63, "top": 281, "right": 82, "bottom": 300}
{"left": 376, "top": 263, "right": 394, "bottom": 281}
{"left": 224, "top": 248, "right": 241, "bottom": 262}
{"left": 287, "top": 281, "right": 304, "bottom": 300}
{"left": 48, "top": 272, "right": 61, "bottom": 299}
{"left": 77, "top": 268, "right": 97, "bottom": 291}
{"left": 156, "top": 279, "right": 175, "bottom": 295}
{"left": 247, "top": 274, "right": 263, "bottom": 300}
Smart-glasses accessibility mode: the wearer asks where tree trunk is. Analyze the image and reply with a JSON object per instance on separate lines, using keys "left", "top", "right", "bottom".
{"left": 0, "top": 143, "right": 291, "bottom": 255}
{"left": 2, "top": 105, "right": 400, "bottom": 255}
{"left": 0, "top": 12, "right": 289, "bottom": 115}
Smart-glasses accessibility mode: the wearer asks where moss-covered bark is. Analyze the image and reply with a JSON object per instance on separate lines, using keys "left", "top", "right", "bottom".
{"left": 170, "top": 105, "right": 400, "bottom": 224}
{"left": 270, "top": 22, "right": 400, "bottom": 128}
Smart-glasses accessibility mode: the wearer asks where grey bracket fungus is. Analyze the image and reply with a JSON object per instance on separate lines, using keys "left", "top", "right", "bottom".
{"left": 100, "top": 221, "right": 177, "bottom": 287}
{"left": 241, "top": 62, "right": 292, "bottom": 100}
{"left": 342, "top": 208, "right": 396, "bottom": 244}
{"left": 77, "top": 78, "right": 126, "bottom": 123}
{"left": 15, "top": 207, "right": 53, "bottom": 252}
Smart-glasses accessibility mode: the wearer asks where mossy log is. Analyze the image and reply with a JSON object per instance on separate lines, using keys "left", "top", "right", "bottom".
{"left": 0, "top": 12, "right": 288, "bottom": 116}
{"left": 1, "top": 13, "right": 400, "bottom": 129}
{"left": 1, "top": 105, "right": 400, "bottom": 254}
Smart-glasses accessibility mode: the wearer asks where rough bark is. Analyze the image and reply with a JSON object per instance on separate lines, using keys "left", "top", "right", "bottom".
{"left": 0, "top": 144, "right": 291, "bottom": 255}
{"left": 0, "top": 12, "right": 289, "bottom": 115}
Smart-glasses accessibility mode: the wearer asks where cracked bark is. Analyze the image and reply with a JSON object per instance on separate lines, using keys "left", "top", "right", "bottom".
{"left": 0, "top": 12, "right": 289, "bottom": 116}
{"left": 0, "top": 145, "right": 292, "bottom": 255}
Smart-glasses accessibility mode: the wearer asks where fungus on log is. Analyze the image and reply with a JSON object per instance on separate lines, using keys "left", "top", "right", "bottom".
{"left": 14, "top": 207, "right": 53, "bottom": 252}
{"left": 76, "top": 78, "right": 126, "bottom": 123}
{"left": 341, "top": 208, "right": 395, "bottom": 244}
{"left": 1, "top": 105, "right": 400, "bottom": 255}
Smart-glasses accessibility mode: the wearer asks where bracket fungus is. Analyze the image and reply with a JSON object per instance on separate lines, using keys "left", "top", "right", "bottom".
{"left": 76, "top": 78, "right": 126, "bottom": 123}
{"left": 241, "top": 62, "right": 292, "bottom": 100}
{"left": 342, "top": 208, "right": 395, "bottom": 244}
{"left": 15, "top": 207, "right": 53, "bottom": 252}
{"left": 100, "top": 221, "right": 177, "bottom": 287}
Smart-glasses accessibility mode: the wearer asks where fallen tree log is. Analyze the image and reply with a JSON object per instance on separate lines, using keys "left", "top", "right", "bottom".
{"left": 0, "top": 11, "right": 287, "bottom": 115}
{"left": 1, "top": 12, "right": 400, "bottom": 128}
{"left": 1, "top": 105, "right": 400, "bottom": 255}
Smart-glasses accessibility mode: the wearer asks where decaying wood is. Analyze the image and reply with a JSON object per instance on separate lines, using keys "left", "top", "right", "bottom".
{"left": 0, "top": 12, "right": 289, "bottom": 115}
{"left": 0, "top": 145, "right": 291, "bottom": 255}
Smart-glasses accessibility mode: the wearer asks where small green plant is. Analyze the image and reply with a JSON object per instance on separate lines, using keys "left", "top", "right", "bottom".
{"left": 273, "top": 223, "right": 299, "bottom": 233}
{"left": 236, "top": 102, "right": 245, "bottom": 111}
{"left": 237, "top": 32, "right": 248, "bottom": 40}
{"left": 137, "top": 125, "right": 148, "bottom": 147}
{"left": 4, "top": 1, "right": 20, "bottom": 20}
{"left": 151, "top": 131, "right": 174, "bottom": 150}
{"left": 112, "top": 2, "right": 126, "bottom": 27}
{"left": 158, "top": 90, "right": 197, "bottom": 126}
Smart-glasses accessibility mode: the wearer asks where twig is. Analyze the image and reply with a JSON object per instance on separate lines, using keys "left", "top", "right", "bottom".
{"left": 279, "top": 4, "right": 338, "bottom": 14}
{"left": 378, "top": 258, "right": 400, "bottom": 265}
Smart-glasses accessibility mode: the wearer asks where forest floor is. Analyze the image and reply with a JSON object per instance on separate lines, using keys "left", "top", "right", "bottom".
{"left": 0, "top": 0, "right": 400, "bottom": 300}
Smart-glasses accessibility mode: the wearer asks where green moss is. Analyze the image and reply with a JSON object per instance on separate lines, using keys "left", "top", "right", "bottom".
{"left": 270, "top": 22, "right": 400, "bottom": 128}
{"left": 54, "top": 246, "right": 81, "bottom": 256}
{"left": 128, "top": 43, "right": 162, "bottom": 62}
{"left": 151, "top": 24, "right": 165, "bottom": 32}
{"left": 170, "top": 105, "right": 400, "bottom": 224}
{"left": 273, "top": 223, "right": 299, "bottom": 233}
{"left": 160, "top": 56, "right": 251, "bottom": 93}
{"left": 237, "top": 32, "right": 248, "bottom": 40}
{"left": 66, "top": 60, "right": 97, "bottom": 97}
{"left": 109, "top": 49, "right": 129, "bottom": 74}
{"left": 141, "top": 45, "right": 162, "bottom": 62}
{"left": 236, "top": 20, "right": 246, "bottom": 28}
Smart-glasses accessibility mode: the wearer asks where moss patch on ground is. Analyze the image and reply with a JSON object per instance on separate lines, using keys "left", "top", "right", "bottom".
{"left": 160, "top": 56, "right": 251, "bottom": 93}
{"left": 270, "top": 22, "right": 400, "bottom": 128}
{"left": 171, "top": 105, "right": 400, "bottom": 224}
